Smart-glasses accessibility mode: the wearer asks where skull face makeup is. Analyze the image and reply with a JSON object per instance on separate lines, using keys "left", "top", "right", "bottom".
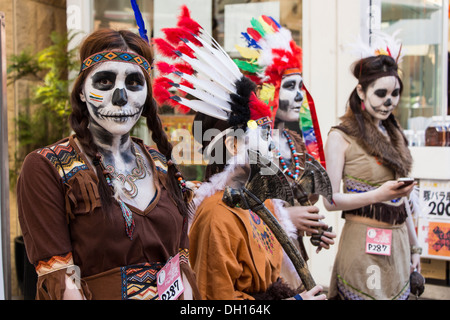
{"left": 358, "top": 76, "right": 401, "bottom": 122}
{"left": 276, "top": 74, "right": 304, "bottom": 123}
{"left": 80, "top": 61, "right": 147, "bottom": 136}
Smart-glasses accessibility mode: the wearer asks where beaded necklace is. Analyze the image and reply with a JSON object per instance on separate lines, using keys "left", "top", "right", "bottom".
{"left": 98, "top": 143, "right": 189, "bottom": 240}
{"left": 277, "top": 130, "right": 302, "bottom": 180}
{"left": 104, "top": 144, "right": 149, "bottom": 199}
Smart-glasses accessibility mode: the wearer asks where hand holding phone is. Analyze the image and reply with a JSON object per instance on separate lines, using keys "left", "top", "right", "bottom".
{"left": 397, "top": 177, "right": 414, "bottom": 189}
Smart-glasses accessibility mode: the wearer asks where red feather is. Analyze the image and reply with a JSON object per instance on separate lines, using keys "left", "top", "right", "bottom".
{"left": 152, "top": 38, "right": 178, "bottom": 59}
{"left": 247, "top": 28, "right": 262, "bottom": 42}
{"left": 152, "top": 84, "right": 171, "bottom": 106}
{"left": 177, "top": 5, "right": 201, "bottom": 35}
{"left": 249, "top": 92, "right": 271, "bottom": 120}
{"left": 174, "top": 62, "right": 194, "bottom": 75}
{"left": 155, "top": 61, "right": 175, "bottom": 74}
{"left": 177, "top": 42, "right": 195, "bottom": 59}
{"left": 180, "top": 79, "right": 194, "bottom": 89}
{"left": 261, "top": 15, "right": 279, "bottom": 32}
{"left": 153, "top": 76, "right": 173, "bottom": 89}
{"left": 168, "top": 97, "right": 191, "bottom": 114}
{"left": 162, "top": 27, "right": 201, "bottom": 46}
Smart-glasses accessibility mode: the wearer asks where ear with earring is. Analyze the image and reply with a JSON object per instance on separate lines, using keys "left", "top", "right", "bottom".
{"left": 361, "top": 100, "right": 366, "bottom": 111}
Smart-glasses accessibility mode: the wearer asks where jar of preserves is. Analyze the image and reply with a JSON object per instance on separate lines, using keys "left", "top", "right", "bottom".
{"left": 425, "top": 116, "right": 450, "bottom": 146}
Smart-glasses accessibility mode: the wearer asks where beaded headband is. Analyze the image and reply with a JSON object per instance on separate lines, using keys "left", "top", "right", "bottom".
{"left": 80, "top": 50, "right": 152, "bottom": 76}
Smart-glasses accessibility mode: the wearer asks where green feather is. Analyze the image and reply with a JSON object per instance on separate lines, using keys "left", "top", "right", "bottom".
{"left": 233, "top": 59, "right": 261, "bottom": 73}
{"left": 250, "top": 18, "right": 266, "bottom": 37}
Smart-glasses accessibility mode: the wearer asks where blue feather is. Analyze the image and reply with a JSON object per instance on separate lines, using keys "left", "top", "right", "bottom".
{"left": 268, "top": 16, "right": 281, "bottom": 29}
{"left": 241, "top": 32, "right": 261, "bottom": 49}
{"left": 130, "top": 0, "right": 149, "bottom": 43}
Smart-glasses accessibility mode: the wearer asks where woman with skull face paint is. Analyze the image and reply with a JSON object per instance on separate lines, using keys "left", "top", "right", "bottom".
{"left": 17, "top": 29, "right": 201, "bottom": 300}
{"left": 324, "top": 32, "right": 420, "bottom": 300}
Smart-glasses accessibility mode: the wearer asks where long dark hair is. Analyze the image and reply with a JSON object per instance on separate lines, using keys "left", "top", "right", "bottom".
{"left": 345, "top": 54, "right": 404, "bottom": 137}
{"left": 70, "top": 29, "right": 189, "bottom": 219}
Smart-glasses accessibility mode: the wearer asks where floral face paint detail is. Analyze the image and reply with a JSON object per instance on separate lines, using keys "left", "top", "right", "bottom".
{"left": 277, "top": 73, "right": 304, "bottom": 122}
{"left": 81, "top": 61, "right": 147, "bottom": 136}
{"left": 362, "top": 76, "right": 401, "bottom": 121}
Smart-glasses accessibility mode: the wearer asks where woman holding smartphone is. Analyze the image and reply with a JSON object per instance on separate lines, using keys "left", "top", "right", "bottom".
{"left": 323, "top": 32, "right": 421, "bottom": 300}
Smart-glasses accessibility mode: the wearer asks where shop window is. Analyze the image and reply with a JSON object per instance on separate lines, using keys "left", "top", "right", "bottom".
{"left": 94, "top": 0, "right": 153, "bottom": 32}
{"left": 371, "top": 0, "right": 448, "bottom": 145}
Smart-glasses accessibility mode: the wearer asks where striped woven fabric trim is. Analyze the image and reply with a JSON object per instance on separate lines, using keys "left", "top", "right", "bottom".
{"left": 35, "top": 252, "right": 74, "bottom": 276}
{"left": 80, "top": 51, "right": 152, "bottom": 76}
{"left": 337, "top": 274, "right": 410, "bottom": 300}
{"left": 121, "top": 248, "right": 190, "bottom": 300}
{"left": 344, "top": 175, "right": 401, "bottom": 204}
{"left": 37, "top": 141, "right": 88, "bottom": 183}
{"left": 146, "top": 147, "right": 168, "bottom": 174}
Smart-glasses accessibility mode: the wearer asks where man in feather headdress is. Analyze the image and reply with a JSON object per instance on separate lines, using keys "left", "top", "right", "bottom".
{"left": 234, "top": 15, "right": 336, "bottom": 289}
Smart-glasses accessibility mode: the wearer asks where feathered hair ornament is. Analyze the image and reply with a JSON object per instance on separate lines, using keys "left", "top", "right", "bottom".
{"left": 152, "top": 5, "right": 272, "bottom": 129}
{"left": 348, "top": 30, "right": 404, "bottom": 64}
{"left": 234, "top": 16, "right": 326, "bottom": 168}
{"left": 130, "top": 0, "right": 149, "bottom": 43}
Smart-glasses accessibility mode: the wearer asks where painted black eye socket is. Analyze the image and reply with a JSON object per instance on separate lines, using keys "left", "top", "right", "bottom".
{"left": 92, "top": 71, "right": 116, "bottom": 91}
{"left": 374, "top": 89, "right": 387, "bottom": 98}
{"left": 392, "top": 89, "right": 400, "bottom": 97}
{"left": 282, "top": 80, "right": 297, "bottom": 90}
{"left": 126, "top": 73, "right": 145, "bottom": 91}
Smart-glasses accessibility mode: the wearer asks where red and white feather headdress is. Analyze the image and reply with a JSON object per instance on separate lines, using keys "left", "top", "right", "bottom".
{"left": 152, "top": 6, "right": 272, "bottom": 129}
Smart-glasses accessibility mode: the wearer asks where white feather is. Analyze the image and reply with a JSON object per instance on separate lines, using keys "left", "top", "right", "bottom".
{"left": 174, "top": 96, "right": 229, "bottom": 120}
{"left": 178, "top": 52, "right": 236, "bottom": 92}
{"left": 195, "top": 31, "right": 243, "bottom": 80}
{"left": 175, "top": 83, "right": 232, "bottom": 112}
{"left": 183, "top": 39, "right": 240, "bottom": 82}
{"left": 177, "top": 72, "right": 233, "bottom": 102}
{"left": 347, "top": 30, "right": 405, "bottom": 63}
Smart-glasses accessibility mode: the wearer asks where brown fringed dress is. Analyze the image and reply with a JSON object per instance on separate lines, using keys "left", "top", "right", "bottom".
{"left": 17, "top": 135, "right": 200, "bottom": 300}
{"left": 328, "top": 112, "right": 413, "bottom": 300}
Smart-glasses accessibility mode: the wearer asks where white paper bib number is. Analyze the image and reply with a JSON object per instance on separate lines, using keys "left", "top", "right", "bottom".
{"left": 157, "top": 253, "right": 184, "bottom": 300}
{"left": 365, "top": 227, "right": 392, "bottom": 256}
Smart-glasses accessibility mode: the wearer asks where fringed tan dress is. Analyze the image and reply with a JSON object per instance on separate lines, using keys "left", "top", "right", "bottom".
{"left": 328, "top": 127, "right": 411, "bottom": 300}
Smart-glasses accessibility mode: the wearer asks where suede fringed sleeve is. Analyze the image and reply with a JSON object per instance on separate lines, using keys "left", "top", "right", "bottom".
{"left": 35, "top": 253, "right": 92, "bottom": 300}
{"left": 17, "top": 152, "right": 88, "bottom": 299}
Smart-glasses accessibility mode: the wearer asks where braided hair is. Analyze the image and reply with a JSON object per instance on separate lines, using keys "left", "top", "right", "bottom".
{"left": 70, "top": 29, "right": 190, "bottom": 219}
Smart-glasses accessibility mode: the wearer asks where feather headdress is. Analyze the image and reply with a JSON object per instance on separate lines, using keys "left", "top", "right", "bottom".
{"left": 152, "top": 5, "right": 271, "bottom": 129}
{"left": 348, "top": 30, "right": 404, "bottom": 64}
{"left": 234, "top": 16, "right": 326, "bottom": 168}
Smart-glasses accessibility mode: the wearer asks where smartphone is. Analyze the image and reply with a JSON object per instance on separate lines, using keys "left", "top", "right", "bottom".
{"left": 397, "top": 177, "right": 414, "bottom": 189}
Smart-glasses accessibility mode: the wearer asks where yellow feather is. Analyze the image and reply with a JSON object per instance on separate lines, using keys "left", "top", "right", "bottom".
{"left": 258, "top": 16, "right": 274, "bottom": 34}
{"left": 259, "top": 84, "right": 276, "bottom": 103}
{"left": 235, "top": 45, "right": 260, "bottom": 60}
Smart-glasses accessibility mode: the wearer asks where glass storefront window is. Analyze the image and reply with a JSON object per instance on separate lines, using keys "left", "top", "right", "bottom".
{"left": 94, "top": 0, "right": 152, "bottom": 33}
{"left": 373, "top": 0, "right": 448, "bottom": 142}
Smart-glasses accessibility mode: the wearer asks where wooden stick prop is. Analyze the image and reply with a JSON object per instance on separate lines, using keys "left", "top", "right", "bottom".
{"left": 222, "top": 150, "right": 317, "bottom": 290}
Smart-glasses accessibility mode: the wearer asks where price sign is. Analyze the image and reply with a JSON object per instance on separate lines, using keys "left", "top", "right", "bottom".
{"left": 365, "top": 228, "right": 392, "bottom": 256}
{"left": 157, "top": 253, "right": 184, "bottom": 300}
{"left": 417, "top": 180, "right": 450, "bottom": 260}
{"left": 419, "top": 180, "right": 450, "bottom": 219}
